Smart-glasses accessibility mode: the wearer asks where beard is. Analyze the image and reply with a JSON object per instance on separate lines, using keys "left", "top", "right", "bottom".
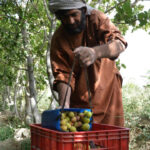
{"left": 63, "top": 11, "right": 86, "bottom": 35}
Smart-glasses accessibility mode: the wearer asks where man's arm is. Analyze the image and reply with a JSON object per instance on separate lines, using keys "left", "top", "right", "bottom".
{"left": 74, "top": 39, "right": 125, "bottom": 67}
{"left": 57, "top": 82, "right": 71, "bottom": 108}
{"left": 94, "top": 39, "right": 125, "bottom": 60}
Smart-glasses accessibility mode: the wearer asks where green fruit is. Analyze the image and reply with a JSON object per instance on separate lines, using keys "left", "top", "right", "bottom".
{"left": 67, "top": 123, "right": 71, "bottom": 129}
{"left": 79, "top": 113, "right": 84, "bottom": 118}
{"left": 70, "top": 126, "right": 77, "bottom": 132}
{"left": 86, "top": 112, "right": 92, "bottom": 118}
{"left": 81, "top": 123, "right": 90, "bottom": 131}
{"left": 74, "top": 121, "right": 82, "bottom": 128}
{"left": 74, "top": 122, "right": 78, "bottom": 128}
{"left": 77, "top": 121, "right": 82, "bottom": 127}
{"left": 83, "top": 111, "right": 88, "bottom": 116}
{"left": 83, "top": 110, "right": 88, "bottom": 114}
{"left": 61, "top": 125, "right": 67, "bottom": 131}
{"left": 68, "top": 112, "right": 75, "bottom": 118}
{"left": 60, "top": 119, "right": 66, "bottom": 125}
{"left": 66, "top": 116, "right": 70, "bottom": 122}
{"left": 71, "top": 116, "right": 77, "bottom": 123}
{"left": 61, "top": 113, "right": 66, "bottom": 119}
{"left": 82, "top": 117, "right": 90, "bottom": 123}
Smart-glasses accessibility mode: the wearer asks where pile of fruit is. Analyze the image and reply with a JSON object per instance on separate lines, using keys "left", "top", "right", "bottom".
{"left": 60, "top": 110, "right": 92, "bottom": 132}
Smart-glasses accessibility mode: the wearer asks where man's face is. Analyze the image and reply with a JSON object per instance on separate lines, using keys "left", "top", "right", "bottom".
{"left": 58, "top": 9, "right": 86, "bottom": 34}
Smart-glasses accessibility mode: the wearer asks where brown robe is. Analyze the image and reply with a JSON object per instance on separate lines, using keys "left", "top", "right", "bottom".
{"left": 50, "top": 9, "right": 127, "bottom": 127}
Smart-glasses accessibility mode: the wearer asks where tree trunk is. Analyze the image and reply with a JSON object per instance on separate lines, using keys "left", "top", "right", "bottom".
{"left": 13, "top": 84, "right": 20, "bottom": 118}
{"left": 19, "top": 93, "right": 25, "bottom": 118}
{"left": 2, "top": 87, "right": 7, "bottom": 110}
{"left": 22, "top": 23, "right": 41, "bottom": 124}
{"left": 27, "top": 56, "right": 41, "bottom": 123}
{"left": 46, "top": 35, "right": 58, "bottom": 105}
{"left": 6, "top": 86, "right": 12, "bottom": 104}
{"left": 25, "top": 87, "right": 34, "bottom": 124}
{"left": 12, "top": 72, "right": 20, "bottom": 117}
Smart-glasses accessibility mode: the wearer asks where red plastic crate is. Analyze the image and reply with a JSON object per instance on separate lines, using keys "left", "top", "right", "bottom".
{"left": 30, "top": 123, "right": 129, "bottom": 150}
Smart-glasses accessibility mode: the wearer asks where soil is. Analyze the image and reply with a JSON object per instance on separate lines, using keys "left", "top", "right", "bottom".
{"left": 0, "top": 111, "right": 30, "bottom": 150}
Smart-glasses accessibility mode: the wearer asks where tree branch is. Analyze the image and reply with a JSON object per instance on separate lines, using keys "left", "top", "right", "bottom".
{"left": 43, "top": 0, "right": 58, "bottom": 102}
{"left": 43, "top": 0, "right": 52, "bottom": 22}
{"left": 30, "top": 0, "right": 41, "bottom": 16}
{"left": 46, "top": 27, "right": 58, "bottom": 102}
{"left": 105, "top": 0, "right": 127, "bottom": 13}
{"left": 95, "top": 0, "right": 102, "bottom": 9}
{"left": 131, "top": 0, "right": 141, "bottom": 7}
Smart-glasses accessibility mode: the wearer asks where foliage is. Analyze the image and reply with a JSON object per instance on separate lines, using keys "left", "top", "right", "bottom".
{"left": 123, "top": 82, "right": 150, "bottom": 150}
{"left": 7, "top": 115, "right": 28, "bottom": 128}
{"left": 86, "top": 0, "right": 150, "bottom": 34}
{"left": 143, "top": 70, "right": 150, "bottom": 88}
{"left": 37, "top": 88, "right": 54, "bottom": 112}
{"left": 0, "top": 126, "right": 14, "bottom": 141}
{"left": 0, "top": 0, "right": 49, "bottom": 93}
{"left": 116, "top": 58, "right": 126, "bottom": 70}
{"left": 21, "top": 138, "right": 31, "bottom": 150}
{"left": 0, "top": 0, "right": 52, "bottom": 120}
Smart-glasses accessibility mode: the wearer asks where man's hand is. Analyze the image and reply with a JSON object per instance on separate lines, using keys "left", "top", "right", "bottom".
{"left": 74, "top": 46, "right": 97, "bottom": 67}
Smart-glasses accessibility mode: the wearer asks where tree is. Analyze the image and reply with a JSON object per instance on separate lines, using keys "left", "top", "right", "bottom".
{"left": 0, "top": 0, "right": 49, "bottom": 123}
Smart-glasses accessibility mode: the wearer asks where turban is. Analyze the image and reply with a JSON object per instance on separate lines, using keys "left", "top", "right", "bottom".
{"left": 49, "top": 0, "right": 86, "bottom": 13}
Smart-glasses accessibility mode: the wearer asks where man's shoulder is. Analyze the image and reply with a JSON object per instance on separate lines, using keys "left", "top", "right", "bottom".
{"left": 90, "top": 9, "right": 104, "bottom": 16}
{"left": 88, "top": 9, "right": 108, "bottom": 23}
{"left": 51, "top": 25, "right": 70, "bottom": 49}
{"left": 52, "top": 25, "right": 64, "bottom": 40}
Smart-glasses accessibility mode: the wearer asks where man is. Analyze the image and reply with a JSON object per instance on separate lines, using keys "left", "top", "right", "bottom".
{"left": 49, "top": 0, "right": 127, "bottom": 126}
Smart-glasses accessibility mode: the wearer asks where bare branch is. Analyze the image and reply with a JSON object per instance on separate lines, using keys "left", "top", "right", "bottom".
{"left": 24, "top": 0, "right": 30, "bottom": 17}
{"left": 43, "top": 0, "right": 52, "bottom": 22}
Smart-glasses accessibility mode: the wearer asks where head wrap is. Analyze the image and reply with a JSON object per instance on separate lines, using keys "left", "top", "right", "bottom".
{"left": 49, "top": 0, "right": 86, "bottom": 13}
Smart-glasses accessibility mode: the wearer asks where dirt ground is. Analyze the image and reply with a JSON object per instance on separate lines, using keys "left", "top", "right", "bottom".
{"left": 0, "top": 139, "right": 21, "bottom": 150}
{"left": 0, "top": 111, "right": 30, "bottom": 150}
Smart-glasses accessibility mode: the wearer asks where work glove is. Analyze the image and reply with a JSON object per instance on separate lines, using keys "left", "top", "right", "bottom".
{"left": 74, "top": 46, "right": 97, "bottom": 67}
